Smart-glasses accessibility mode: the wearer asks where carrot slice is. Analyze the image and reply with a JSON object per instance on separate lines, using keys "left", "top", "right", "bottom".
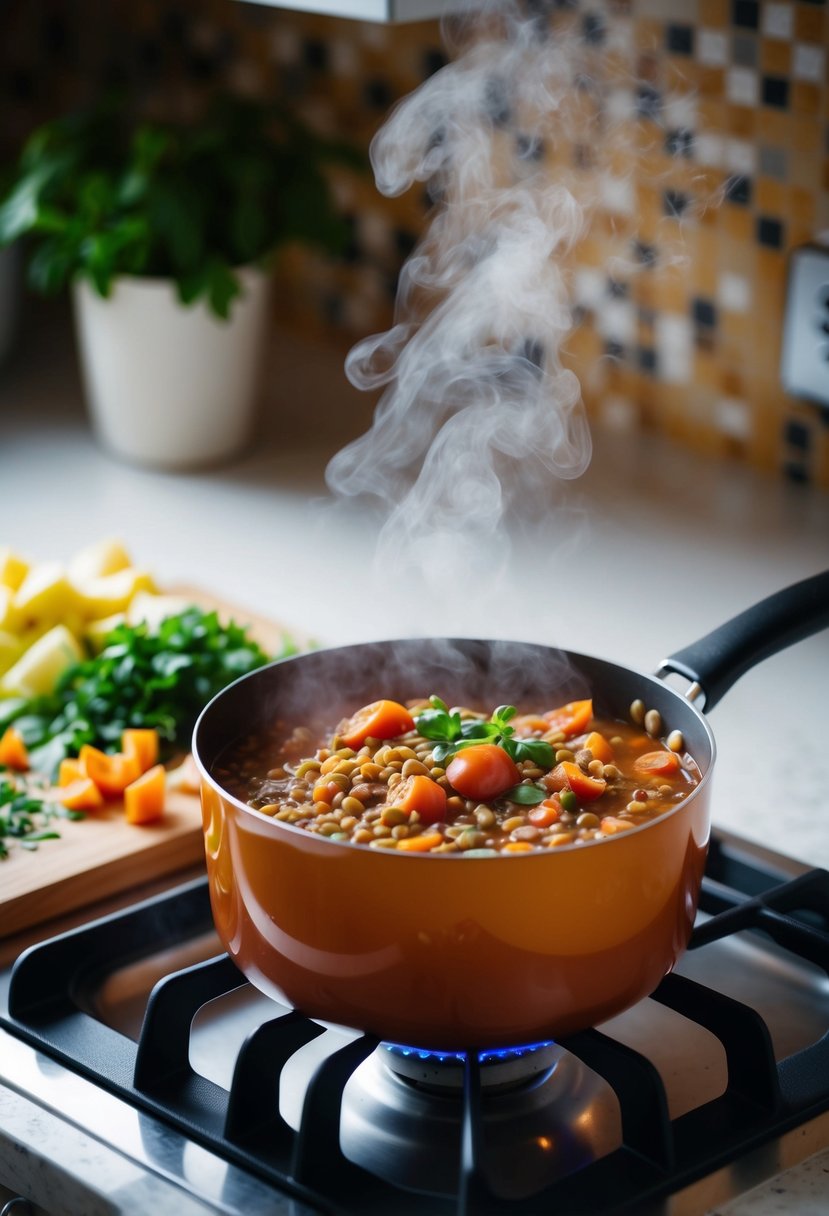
{"left": 59, "top": 777, "right": 104, "bottom": 811}
{"left": 339, "top": 700, "right": 415, "bottom": 749}
{"left": 79, "top": 745, "right": 141, "bottom": 798}
{"left": 632, "top": 750, "right": 681, "bottom": 777}
{"left": 58, "top": 757, "right": 84, "bottom": 787}
{"left": 121, "top": 728, "right": 159, "bottom": 774}
{"left": 124, "top": 764, "right": 166, "bottom": 825}
{"left": 543, "top": 699, "right": 593, "bottom": 738}
{"left": 0, "top": 726, "right": 29, "bottom": 771}
{"left": 393, "top": 774, "right": 447, "bottom": 825}
{"left": 585, "top": 731, "right": 614, "bottom": 764}
{"left": 528, "top": 802, "right": 560, "bottom": 828}
{"left": 559, "top": 761, "right": 607, "bottom": 802}
{"left": 396, "top": 832, "right": 443, "bottom": 852}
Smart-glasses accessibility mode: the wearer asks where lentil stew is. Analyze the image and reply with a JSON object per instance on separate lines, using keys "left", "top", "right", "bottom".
{"left": 215, "top": 694, "right": 701, "bottom": 854}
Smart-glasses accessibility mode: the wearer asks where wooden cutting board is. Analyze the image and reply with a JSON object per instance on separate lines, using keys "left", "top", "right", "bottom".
{"left": 0, "top": 587, "right": 310, "bottom": 941}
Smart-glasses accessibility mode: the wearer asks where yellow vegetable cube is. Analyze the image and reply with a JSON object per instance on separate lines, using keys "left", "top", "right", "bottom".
{"left": 0, "top": 629, "right": 24, "bottom": 678}
{"left": 127, "top": 590, "right": 190, "bottom": 629}
{"left": 0, "top": 548, "right": 29, "bottom": 592}
{"left": 0, "top": 624, "right": 83, "bottom": 697}
{"left": 72, "top": 569, "right": 158, "bottom": 620}
{"left": 13, "top": 562, "right": 77, "bottom": 630}
{"left": 68, "top": 538, "right": 133, "bottom": 583}
{"left": 84, "top": 612, "right": 126, "bottom": 651}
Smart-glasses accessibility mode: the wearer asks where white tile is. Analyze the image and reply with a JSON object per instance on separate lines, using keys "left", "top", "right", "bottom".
{"left": 664, "top": 92, "right": 697, "bottom": 131}
{"left": 596, "top": 298, "right": 636, "bottom": 345}
{"left": 718, "top": 272, "right": 751, "bottom": 313}
{"left": 598, "top": 394, "right": 638, "bottom": 431}
{"left": 600, "top": 173, "right": 636, "bottom": 215}
{"left": 606, "top": 87, "right": 636, "bottom": 125}
{"left": 726, "top": 67, "right": 759, "bottom": 107}
{"left": 725, "top": 138, "right": 756, "bottom": 176}
{"left": 793, "top": 43, "right": 825, "bottom": 84}
{"left": 656, "top": 314, "right": 692, "bottom": 383}
{"left": 762, "top": 3, "right": 794, "bottom": 40}
{"left": 697, "top": 29, "right": 728, "bottom": 67}
{"left": 574, "top": 266, "right": 605, "bottom": 310}
{"left": 715, "top": 397, "right": 752, "bottom": 440}
{"left": 694, "top": 132, "right": 724, "bottom": 167}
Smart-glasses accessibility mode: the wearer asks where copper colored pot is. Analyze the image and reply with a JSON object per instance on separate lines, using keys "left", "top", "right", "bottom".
{"left": 193, "top": 573, "right": 828, "bottom": 1050}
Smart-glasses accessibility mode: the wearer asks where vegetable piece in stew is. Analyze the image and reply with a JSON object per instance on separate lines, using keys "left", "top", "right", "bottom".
{"left": 215, "top": 695, "right": 700, "bottom": 854}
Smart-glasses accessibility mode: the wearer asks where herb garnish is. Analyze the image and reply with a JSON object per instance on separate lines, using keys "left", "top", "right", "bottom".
{"left": 0, "top": 607, "right": 285, "bottom": 779}
{"left": 0, "top": 775, "right": 82, "bottom": 859}
{"left": 414, "top": 696, "right": 556, "bottom": 769}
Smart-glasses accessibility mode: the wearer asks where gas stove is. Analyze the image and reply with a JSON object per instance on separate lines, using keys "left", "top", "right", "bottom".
{"left": 1, "top": 829, "right": 828, "bottom": 1215}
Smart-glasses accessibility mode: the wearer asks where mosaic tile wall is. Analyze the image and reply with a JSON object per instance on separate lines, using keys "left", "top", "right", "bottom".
{"left": 1, "top": 0, "right": 827, "bottom": 485}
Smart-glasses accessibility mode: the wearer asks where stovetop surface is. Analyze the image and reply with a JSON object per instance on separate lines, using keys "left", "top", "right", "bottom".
{"left": 1, "top": 830, "right": 828, "bottom": 1216}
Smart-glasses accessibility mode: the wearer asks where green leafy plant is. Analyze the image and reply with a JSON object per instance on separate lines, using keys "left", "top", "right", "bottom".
{"left": 0, "top": 95, "right": 362, "bottom": 319}
{"left": 414, "top": 696, "right": 556, "bottom": 769}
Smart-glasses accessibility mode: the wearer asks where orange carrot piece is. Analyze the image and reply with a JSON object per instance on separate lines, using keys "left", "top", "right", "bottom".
{"left": 58, "top": 758, "right": 85, "bottom": 786}
{"left": 632, "top": 750, "right": 681, "bottom": 777}
{"left": 339, "top": 700, "right": 415, "bottom": 749}
{"left": 396, "top": 832, "right": 443, "bottom": 852}
{"left": 585, "top": 731, "right": 614, "bottom": 764}
{"left": 0, "top": 726, "right": 29, "bottom": 771}
{"left": 59, "top": 777, "right": 104, "bottom": 811}
{"left": 528, "top": 802, "right": 560, "bottom": 828}
{"left": 503, "top": 841, "right": 534, "bottom": 853}
{"left": 543, "top": 699, "right": 593, "bottom": 739}
{"left": 393, "top": 774, "right": 447, "bottom": 825}
{"left": 121, "top": 728, "right": 159, "bottom": 774}
{"left": 313, "top": 779, "right": 342, "bottom": 804}
{"left": 559, "top": 761, "right": 607, "bottom": 802}
{"left": 124, "top": 764, "right": 166, "bottom": 825}
{"left": 79, "top": 745, "right": 141, "bottom": 798}
{"left": 600, "top": 816, "right": 635, "bottom": 834}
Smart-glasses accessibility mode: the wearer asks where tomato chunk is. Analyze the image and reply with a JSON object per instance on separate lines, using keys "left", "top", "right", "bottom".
{"left": 446, "top": 744, "right": 520, "bottom": 802}
{"left": 543, "top": 699, "right": 593, "bottom": 738}
{"left": 339, "top": 700, "right": 415, "bottom": 749}
{"left": 559, "top": 760, "right": 607, "bottom": 802}
{"left": 393, "top": 774, "right": 447, "bottom": 825}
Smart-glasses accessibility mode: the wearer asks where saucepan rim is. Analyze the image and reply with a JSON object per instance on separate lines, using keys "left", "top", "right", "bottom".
{"left": 192, "top": 636, "right": 718, "bottom": 858}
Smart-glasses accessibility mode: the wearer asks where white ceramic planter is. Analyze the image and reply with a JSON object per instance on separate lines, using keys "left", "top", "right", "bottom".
{"left": 72, "top": 269, "right": 271, "bottom": 470}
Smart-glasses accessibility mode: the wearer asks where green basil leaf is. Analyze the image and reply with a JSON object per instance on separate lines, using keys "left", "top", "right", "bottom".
{"left": 513, "top": 739, "right": 556, "bottom": 767}
{"left": 503, "top": 783, "right": 547, "bottom": 805}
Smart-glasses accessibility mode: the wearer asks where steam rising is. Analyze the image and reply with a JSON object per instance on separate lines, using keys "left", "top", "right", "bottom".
{"left": 326, "top": 3, "right": 601, "bottom": 588}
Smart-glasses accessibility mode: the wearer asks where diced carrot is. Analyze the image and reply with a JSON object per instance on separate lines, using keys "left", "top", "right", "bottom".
{"left": 547, "top": 832, "right": 576, "bottom": 847}
{"left": 528, "top": 802, "right": 560, "bottom": 828}
{"left": 79, "top": 745, "right": 141, "bottom": 798}
{"left": 543, "top": 699, "right": 593, "bottom": 739}
{"left": 393, "top": 774, "right": 447, "bottom": 825}
{"left": 503, "top": 841, "right": 534, "bottom": 852}
{"left": 59, "top": 777, "right": 104, "bottom": 811}
{"left": 511, "top": 715, "right": 551, "bottom": 737}
{"left": 632, "top": 750, "right": 681, "bottom": 777}
{"left": 585, "top": 731, "right": 614, "bottom": 764}
{"left": 339, "top": 700, "right": 415, "bottom": 750}
{"left": 600, "top": 816, "right": 635, "bottom": 834}
{"left": 396, "top": 832, "right": 443, "bottom": 852}
{"left": 124, "top": 764, "right": 166, "bottom": 825}
{"left": 313, "top": 779, "right": 342, "bottom": 804}
{"left": 58, "top": 758, "right": 84, "bottom": 787}
{"left": 0, "top": 726, "right": 29, "bottom": 771}
{"left": 559, "top": 761, "right": 607, "bottom": 802}
{"left": 121, "top": 728, "right": 159, "bottom": 774}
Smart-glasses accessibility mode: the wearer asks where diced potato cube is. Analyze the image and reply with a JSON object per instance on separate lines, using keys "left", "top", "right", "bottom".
{"left": 0, "top": 548, "right": 29, "bottom": 592}
{"left": 127, "top": 591, "right": 190, "bottom": 629}
{"left": 0, "top": 623, "right": 83, "bottom": 697}
{"left": 0, "top": 629, "right": 24, "bottom": 677}
{"left": 13, "top": 562, "right": 77, "bottom": 630}
{"left": 72, "top": 569, "right": 158, "bottom": 620}
{"left": 68, "top": 538, "right": 133, "bottom": 583}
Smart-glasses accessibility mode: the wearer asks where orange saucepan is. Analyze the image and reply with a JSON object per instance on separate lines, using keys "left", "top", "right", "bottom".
{"left": 193, "top": 572, "right": 828, "bottom": 1051}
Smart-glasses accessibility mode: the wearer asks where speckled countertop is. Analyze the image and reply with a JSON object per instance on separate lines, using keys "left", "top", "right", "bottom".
{"left": 2, "top": 304, "right": 828, "bottom": 870}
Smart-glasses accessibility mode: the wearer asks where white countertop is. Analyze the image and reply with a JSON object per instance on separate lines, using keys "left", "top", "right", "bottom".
{"left": 2, "top": 301, "right": 828, "bottom": 868}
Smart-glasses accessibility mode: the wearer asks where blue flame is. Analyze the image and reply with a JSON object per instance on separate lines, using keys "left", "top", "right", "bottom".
{"left": 383, "top": 1039, "right": 555, "bottom": 1065}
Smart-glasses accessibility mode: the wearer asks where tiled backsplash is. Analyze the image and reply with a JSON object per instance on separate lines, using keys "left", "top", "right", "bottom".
{"left": 2, "top": 0, "right": 827, "bottom": 485}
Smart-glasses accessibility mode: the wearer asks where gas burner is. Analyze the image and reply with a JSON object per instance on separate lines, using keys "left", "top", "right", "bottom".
{"left": 381, "top": 1039, "right": 560, "bottom": 1092}
{"left": 340, "top": 1039, "right": 620, "bottom": 1199}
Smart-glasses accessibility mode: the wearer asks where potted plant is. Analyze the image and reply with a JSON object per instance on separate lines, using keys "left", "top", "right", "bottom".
{"left": 0, "top": 96, "right": 358, "bottom": 469}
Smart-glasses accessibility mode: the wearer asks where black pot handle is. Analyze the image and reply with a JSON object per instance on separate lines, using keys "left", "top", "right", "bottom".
{"left": 657, "top": 570, "right": 829, "bottom": 712}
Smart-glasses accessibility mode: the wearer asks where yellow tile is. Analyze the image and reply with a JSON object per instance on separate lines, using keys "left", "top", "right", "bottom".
{"left": 755, "top": 178, "right": 788, "bottom": 213}
{"left": 790, "top": 116, "right": 821, "bottom": 154}
{"left": 794, "top": 7, "right": 825, "bottom": 41}
{"left": 699, "top": 0, "right": 728, "bottom": 24}
{"left": 761, "top": 41, "right": 792, "bottom": 75}
{"left": 791, "top": 82, "right": 821, "bottom": 117}
{"left": 728, "top": 106, "right": 757, "bottom": 138}
{"left": 698, "top": 67, "right": 726, "bottom": 97}
{"left": 721, "top": 207, "right": 754, "bottom": 243}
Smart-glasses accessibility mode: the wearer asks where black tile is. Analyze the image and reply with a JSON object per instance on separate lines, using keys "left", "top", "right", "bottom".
{"left": 516, "top": 133, "right": 545, "bottom": 161}
{"left": 483, "top": 77, "right": 512, "bottom": 128}
{"left": 762, "top": 76, "right": 789, "bottom": 109}
{"left": 394, "top": 228, "right": 418, "bottom": 259}
{"left": 725, "top": 175, "right": 753, "bottom": 205}
{"left": 604, "top": 340, "right": 626, "bottom": 361}
{"left": 637, "top": 85, "right": 662, "bottom": 119}
{"left": 732, "top": 0, "right": 759, "bottom": 28}
{"left": 364, "top": 79, "right": 393, "bottom": 110}
{"left": 666, "top": 128, "right": 694, "bottom": 158}
{"left": 756, "top": 215, "right": 785, "bottom": 248}
{"left": 583, "top": 12, "right": 606, "bottom": 44}
{"left": 664, "top": 189, "right": 690, "bottom": 217}
{"left": 303, "top": 39, "right": 328, "bottom": 71}
{"left": 732, "top": 33, "right": 758, "bottom": 67}
{"left": 574, "top": 143, "right": 594, "bottom": 169}
{"left": 422, "top": 49, "right": 448, "bottom": 78}
{"left": 638, "top": 346, "right": 658, "bottom": 375}
{"left": 666, "top": 24, "right": 694, "bottom": 54}
{"left": 785, "top": 420, "right": 811, "bottom": 450}
{"left": 608, "top": 278, "right": 629, "bottom": 299}
{"left": 323, "top": 294, "right": 345, "bottom": 325}
{"left": 784, "top": 463, "right": 810, "bottom": 485}
{"left": 692, "top": 297, "right": 718, "bottom": 327}
{"left": 633, "top": 240, "right": 658, "bottom": 267}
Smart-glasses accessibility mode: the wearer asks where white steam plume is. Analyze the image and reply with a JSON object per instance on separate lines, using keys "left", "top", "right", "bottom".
{"left": 326, "top": 3, "right": 609, "bottom": 588}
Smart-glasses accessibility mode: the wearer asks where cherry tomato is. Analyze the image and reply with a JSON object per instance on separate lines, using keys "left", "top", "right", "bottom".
{"left": 558, "top": 760, "right": 606, "bottom": 802}
{"left": 339, "top": 699, "right": 415, "bottom": 749}
{"left": 394, "top": 774, "right": 447, "bottom": 825}
{"left": 445, "top": 744, "right": 520, "bottom": 802}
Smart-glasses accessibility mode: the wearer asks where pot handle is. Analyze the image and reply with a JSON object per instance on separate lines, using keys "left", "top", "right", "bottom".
{"left": 656, "top": 569, "right": 829, "bottom": 712}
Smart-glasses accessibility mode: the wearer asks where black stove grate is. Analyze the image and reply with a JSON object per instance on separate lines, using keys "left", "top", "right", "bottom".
{"left": 2, "top": 834, "right": 828, "bottom": 1216}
